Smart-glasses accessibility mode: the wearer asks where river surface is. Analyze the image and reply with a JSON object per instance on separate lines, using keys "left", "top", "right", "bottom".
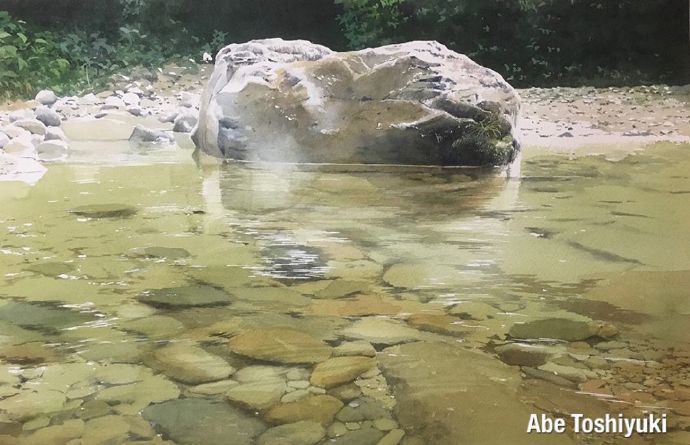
{"left": 0, "top": 139, "right": 689, "bottom": 445}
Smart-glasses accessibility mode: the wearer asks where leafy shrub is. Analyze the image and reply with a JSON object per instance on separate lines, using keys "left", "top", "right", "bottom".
{"left": 0, "top": 11, "right": 72, "bottom": 97}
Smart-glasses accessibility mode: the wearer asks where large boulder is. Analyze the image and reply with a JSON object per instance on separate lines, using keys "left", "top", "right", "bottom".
{"left": 194, "top": 39, "right": 520, "bottom": 166}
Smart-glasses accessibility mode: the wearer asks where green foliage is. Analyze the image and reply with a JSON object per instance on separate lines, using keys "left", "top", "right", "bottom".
{"left": 335, "top": 0, "right": 687, "bottom": 87}
{"left": 0, "top": 11, "right": 72, "bottom": 96}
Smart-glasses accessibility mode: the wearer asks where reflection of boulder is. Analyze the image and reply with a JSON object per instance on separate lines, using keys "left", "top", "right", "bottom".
{"left": 194, "top": 39, "right": 520, "bottom": 166}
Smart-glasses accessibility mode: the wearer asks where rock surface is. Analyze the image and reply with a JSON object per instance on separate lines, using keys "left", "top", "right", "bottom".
{"left": 194, "top": 39, "right": 520, "bottom": 166}
{"left": 228, "top": 328, "right": 332, "bottom": 364}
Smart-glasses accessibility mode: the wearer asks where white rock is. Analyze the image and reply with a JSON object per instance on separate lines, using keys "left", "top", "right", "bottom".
{"left": 80, "top": 93, "right": 100, "bottom": 105}
{"left": 4, "top": 137, "right": 37, "bottom": 158}
{"left": 9, "top": 109, "right": 34, "bottom": 122}
{"left": 1, "top": 125, "right": 31, "bottom": 139}
{"left": 0, "top": 132, "right": 9, "bottom": 149}
{"left": 122, "top": 92, "right": 141, "bottom": 106}
{"left": 103, "top": 96, "right": 126, "bottom": 109}
{"left": 35, "top": 89, "right": 58, "bottom": 106}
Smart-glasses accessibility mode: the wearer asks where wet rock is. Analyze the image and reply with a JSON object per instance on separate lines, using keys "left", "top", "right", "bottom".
{"left": 13, "top": 118, "right": 47, "bottom": 136}
{"left": 311, "top": 356, "right": 377, "bottom": 388}
{"left": 336, "top": 397, "right": 391, "bottom": 422}
{"left": 264, "top": 395, "right": 344, "bottom": 426}
{"left": 328, "top": 383, "right": 362, "bottom": 402}
{"left": 406, "top": 313, "right": 468, "bottom": 337}
{"left": 137, "top": 285, "right": 233, "bottom": 308}
{"left": 129, "top": 125, "right": 175, "bottom": 144}
{"left": 82, "top": 414, "right": 131, "bottom": 444}
{"left": 189, "top": 379, "right": 238, "bottom": 395}
{"left": 509, "top": 318, "right": 599, "bottom": 342}
{"left": 94, "top": 363, "right": 150, "bottom": 385}
{"left": 521, "top": 367, "right": 577, "bottom": 388}
{"left": 76, "top": 400, "right": 112, "bottom": 420}
{"left": 339, "top": 319, "right": 422, "bottom": 347}
{"left": 0, "top": 301, "right": 93, "bottom": 332}
{"left": 35, "top": 106, "right": 61, "bottom": 127}
{"left": 333, "top": 341, "right": 377, "bottom": 358}
{"left": 373, "top": 418, "right": 398, "bottom": 432}
{"left": 448, "top": 301, "right": 497, "bottom": 320}
{"left": 96, "top": 374, "right": 180, "bottom": 412}
{"left": 234, "top": 365, "right": 289, "bottom": 383}
{"left": 139, "top": 246, "right": 191, "bottom": 260}
{"left": 380, "top": 342, "right": 576, "bottom": 445}
{"left": 26, "top": 262, "right": 74, "bottom": 277}
{"left": 143, "top": 399, "right": 266, "bottom": 445}
{"left": 377, "top": 429, "right": 405, "bottom": 445}
{"left": 71, "top": 203, "right": 137, "bottom": 218}
{"left": 226, "top": 379, "right": 287, "bottom": 410}
{"left": 538, "top": 362, "right": 597, "bottom": 383}
{"left": 495, "top": 343, "right": 551, "bottom": 367}
{"left": 328, "top": 427, "right": 385, "bottom": 445}
{"left": 35, "top": 89, "right": 58, "bottom": 106}
{"left": 228, "top": 328, "right": 332, "bottom": 364}
{"left": 22, "top": 419, "right": 84, "bottom": 445}
{"left": 37, "top": 140, "right": 69, "bottom": 161}
{"left": 282, "top": 389, "right": 311, "bottom": 403}
{"left": 313, "top": 280, "right": 369, "bottom": 299}
{"left": 150, "top": 342, "right": 235, "bottom": 384}
{"left": 121, "top": 315, "right": 186, "bottom": 339}
{"left": 257, "top": 421, "right": 325, "bottom": 445}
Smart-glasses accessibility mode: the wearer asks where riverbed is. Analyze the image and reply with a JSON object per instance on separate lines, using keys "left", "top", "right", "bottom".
{"left": 0, "top": 120, "right": 689, "bottom": 444}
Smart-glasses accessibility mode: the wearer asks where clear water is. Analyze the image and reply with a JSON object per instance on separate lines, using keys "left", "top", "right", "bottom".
{"left": 0, "top": 140, "right": 688, "bottom": 444}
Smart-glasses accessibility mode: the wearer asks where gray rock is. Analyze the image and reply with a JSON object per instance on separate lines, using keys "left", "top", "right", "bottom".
{"left": 70, "top": 203, "right": 137, "bottom": 218}
{"left": 336, "top": 397, "right": 391, "bottom": 422}
{"left": 35, "top": 106, "right": 61, "bottom": 127}
{"left": 103, "top": 96, "right": 126, "bottom": 109}
{"left": 142, "top": 399, "right": 266, "bottom": 445}
{"left": 495, "top": 343, "right": 551, "bottom": 367}
{"left": 13, "top": 119, "right": 47, "bottom": 136}
{"left": 35, "top": 90, "right": 58, "bottom": 106}
{"left": 257, "top": 421, "right": 325, "bottom": 445}
{"left": 0, "top": 301, "right": 93, "bottom": 331}
{"left": 129, "top": 125, "right": 175, "bottom": 144}
{"left": 0, "top": 132, "right": 9, "bottom": 149}
{"left": 37, "top": 140, "right": 69, "bottom": 161}
{"left": 509, "top": 318, "right": 599, "bottom": 342}
{"left": 226, "top": 379, "right": 286, "bottom": 410}
{"left": 138, "top": 285, "right": 233, "bottom": 308}
{"left": 126, "top": 105, "right": 142, "bottom": 116}
{"left": 159, "top": 111, "right": 179, "bottom": 123}
{"left": 150, "top": 342, "right": 235, "bottom": 384}
{"left": 194, "top": 39, "right": 520, "bottom": 166}
{"left": 45, "top": 127, "right": 68, "bottom": 141}
{"left": 3, "top": 137, "right": 37, "bottom": 157}
{"left": 328, "top": 427, "right": 384, "bottom": 445}
{"left": 173, "top": 109, "right": 198, "bottom": 133}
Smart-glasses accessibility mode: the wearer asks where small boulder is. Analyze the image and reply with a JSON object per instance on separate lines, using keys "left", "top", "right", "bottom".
{"left": 0, "top": 132, "right": 9, "bottom": 149}
{"left": 35, "top": 106, "right": 62, "bottom": 127}
{"left": 37, "top": 140, "right": 69, "bottom": 161}
{"left": 173, "top": 109, "right": 198, "bottom": 133}
{"left": 45, "top": 127, "right": 68, "bottom": 141}
{"left": 257, "top": 421, "right": 325, "bottom": 445}
{"left": 35, "top": 90, "right": 58, "bottom": 106}
{"left": 129, "top": 125, "right": 175, "bottom": 144}
{"left": 13, "top": 119, "right": 47, "bottom": 136}
{"left": 103, "top": 96, "right": 126, "bottom": 109}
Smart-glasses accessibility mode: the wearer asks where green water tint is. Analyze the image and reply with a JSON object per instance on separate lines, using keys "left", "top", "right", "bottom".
{"left": 0, "top": 142, "right": 688, "bottom": 444}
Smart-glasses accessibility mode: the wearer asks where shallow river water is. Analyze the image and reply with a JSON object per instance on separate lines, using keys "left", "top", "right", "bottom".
{"left": 0, "top": 139, "right": 689, "bottom": 445}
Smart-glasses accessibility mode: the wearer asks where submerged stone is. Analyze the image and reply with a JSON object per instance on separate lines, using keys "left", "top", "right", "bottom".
{"left": 257, "top": 421, "right": 325, "bottom": 445}
{"left": 26, "top": 262, "right": 75, "bottom": 277}
{"left": 143, "top": 398, "right": 266, "bottom": 445}
{"left": 0, "top": 301, "right": 93, "bottom": 332}
{"left": 149, "top": 342, "right": 235, "bottom": 384}
{"left": 264, "top": 395, "right": 344, "bottom": 426}
{"left": 339, "top": 319, "right": 422, "bottom": 347}
{"left": 310, "top": 356, "right": 377, "bottom": 388}
{"left": 137, "top": 285, "right": 233, "bottom": 308}
{"left": 228, "top": 328, "right": 332, "bottom": 364}
{"left": 508, "top": 318, "right": 599, "bottom": 342}
{"left": 70, "top": 203, "right": 137, "bottom": 218}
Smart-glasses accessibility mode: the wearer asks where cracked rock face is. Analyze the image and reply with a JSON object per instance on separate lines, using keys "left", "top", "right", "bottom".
{"left": 194, "top": 39, "right": 521, "bottom": 166}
